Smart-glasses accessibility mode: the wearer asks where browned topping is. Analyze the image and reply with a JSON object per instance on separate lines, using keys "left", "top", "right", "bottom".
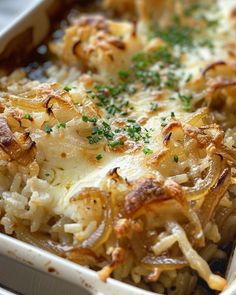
{"left": 147, "top": 149, "right": 169, "bottom": 167}
{"left": 125, "top": 178, "right": 168, "bottom": 215}
{"left": 98, "top": 247, "right": 125, "bottom": 282}
{"left": 114, "top": 218, "right": 143, "bottom": 238}
{"left": 202, "top": 61, "right": 226, "bottom": 76}
{"left": 163, "top": 179, "right": 186, "bottom": 207}
{"left": 163, "top": 132, "right": 172, "bottom": 145}
{"left": 72, "top": 40, "right": 81, "bottom": 55}
{"left": 110, "top": 247, "right": 125, "bottom": 268}
{"left": 0, "top": 117, "right": 36, "bottom": 165}
{"left": 185, "top": 125, "right": 224, "bottom": 147}
{"left": 108, "top": 38, "right": 126, "bottom": 50}
{"left": 162, "top": 121, "right": 182, "bottom": 136}
{"left": 75, "top": 16, "right": 110, "bottom": 33}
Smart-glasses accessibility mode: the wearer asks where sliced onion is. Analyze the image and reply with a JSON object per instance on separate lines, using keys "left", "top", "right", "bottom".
{"left": 200, "top": 167, "right": 231, "bottom": 226}
{"left": 70, "top": 188, "right": 112, "bottom": 250}
{"left": 182, "top": 154, "right": 223, "bottom": 201}
{"left": 142, "top": 255, "right": 188, "bottom": 271}
{"left": 216, "top": 144, "right": 236, "bottom": 164}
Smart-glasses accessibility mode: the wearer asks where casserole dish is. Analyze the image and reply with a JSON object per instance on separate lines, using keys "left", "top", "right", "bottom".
{"left": 0, "top": 1, "right": 236, "bottom": 294}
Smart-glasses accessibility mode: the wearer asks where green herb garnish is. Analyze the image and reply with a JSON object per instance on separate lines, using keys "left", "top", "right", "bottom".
{"left": 143, "top": 147, "right": 153, "bottom": 155}
{"left": 119, "top": 70, "right": 130, "bottom": 79}
{"left": 24, "top": 113, "right": 31, "bottom": 120}
{"left": 150, "top": 102, "right": 158, "bottom": 111}
{"left": 63, "top": 86, "right": 72, "bottom": 92}
{"left": 109, "top": 140, "right": 124, "bottom": 148}
{"left": 178, "top": 93, "right": 193, "bottom": 112}
{"left": 57, "top": 122, "right": 66, "bottom": 128}
{"left": 82, "top": 116, "right": 98, "bottom": 123}
{"left": 173, "top": 154, "right": 179, "bottom": 163}
{"left": 45, "top": 124, "right": 52, "bottom": 134}
{"left": 96, "top": 154, "right": 103, "bottom": 160}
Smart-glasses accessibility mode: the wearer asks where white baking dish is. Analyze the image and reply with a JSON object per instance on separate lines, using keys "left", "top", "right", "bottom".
{"left": 0, "top": 1, "right": 235, "bottom": 294}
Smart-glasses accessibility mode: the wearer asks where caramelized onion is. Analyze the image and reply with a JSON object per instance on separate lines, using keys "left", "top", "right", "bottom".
{"left": 70, "top": 188, "right": 112, "bottom": 250}
{"left": 183, "top": 154, "right": 222, "bottom": 201}
{"left": 0, "top": 117, "right": 35, "bottom": 165}
{"left": 216, "top": 144, "right": 236, "bottom": 164}
{"left": 142, "top": 255, "right": 188, "bottom": 271}
{"left": 200, "top": 167, "right": 231, "bottom": 225}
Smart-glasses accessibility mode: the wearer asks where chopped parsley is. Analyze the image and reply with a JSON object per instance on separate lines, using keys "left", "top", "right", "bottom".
{"left": 178, "top": 93, "right": 193, "bottom": 112}
{"left": 63, "top": 86, "right": 72, "bottom": 92}
{"left": 132, "top": 46, "right": 179, "bottom": 69}
{"left": 82, "top": 116, "right": 98, "bottom": 123}
{"left": 165, "top": 72, "right": 179, "bottom": 90}
{"left": 143, "top": 147, "right": 153, "bottom": 155}
{"left": 171, "top": 112, "right": 175, "bottom": 118}
{"left": 57, "top": 122, "right": 66, "bottom": 128}
{"left": 149, "top": 3, "right": 218, "bottom": 50}
{"left": 45, "top": 124, "right": 52, "bottom": 134}
{"left": 150, "top": 23, "right": 195, "bottom": 48}
{"left": 24, "top": 113, "right": 31, "bottom": 120}
{"left": 126, "top": 122, "right": 142, "bottom": 141}
{"left": 186, "top": 73, "right": 193, "bottom": 83}
{"left": 184, "top": 3, "right": 202, "bottom": 16}
{"left": 150, "top": 102, "right": 158, "bottom": 111}
{"left": 173, "top": 154, "right": 179, "bottom": 163}
{"left": 96, "top": 154, "right": 103, "bottom": 160}
{"left": 119, "top": 70, "right": 130, "bottom": 79}
{"left": 93, "top": 84, "right": 130, "bottom": 116}
{"left": 86, "top": 120, "right": 115, "bottom": 145}
{"left": 109, "top": 140, "right": 124, "bottom": 148}
{"left": 135, "top": 70, "right": 161, "bottom": 86}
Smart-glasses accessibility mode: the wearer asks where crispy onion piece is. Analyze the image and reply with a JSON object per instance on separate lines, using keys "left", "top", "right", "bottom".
{"left": 200, "top": 167, "right": 231, "bottom": 226}
{"left": 216, "top": 144, "right": 236, "bottom": 164}
{"left": 124, "top": 178, "right": 168, "bottom": 216}
{"left": 202, "top": 61, "right": 227, "bottom": 77}
{"left": 0, "top": 117, "right": 35, "bottom": 165}
{"left": 70, "top": 188, "right": 112, "bottom": 250}
{"left": 7, "top": 84, "right": 79, "bottom": 122}
{"left": 166, "top": 222, "right": 227, "bottom": 291}
{"left": 124, "top": 178, "right": 188, "bottom": 217}
{"left": 98, "top": 247, "right": 125, "bottom": 282}
{"left": 124, "top": 178, "right": 205, "bottom": 246}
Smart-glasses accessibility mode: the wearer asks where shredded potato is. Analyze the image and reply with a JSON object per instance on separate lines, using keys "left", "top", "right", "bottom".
{"left": 1, "top": 0, "right": 236, "bottom": 294}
